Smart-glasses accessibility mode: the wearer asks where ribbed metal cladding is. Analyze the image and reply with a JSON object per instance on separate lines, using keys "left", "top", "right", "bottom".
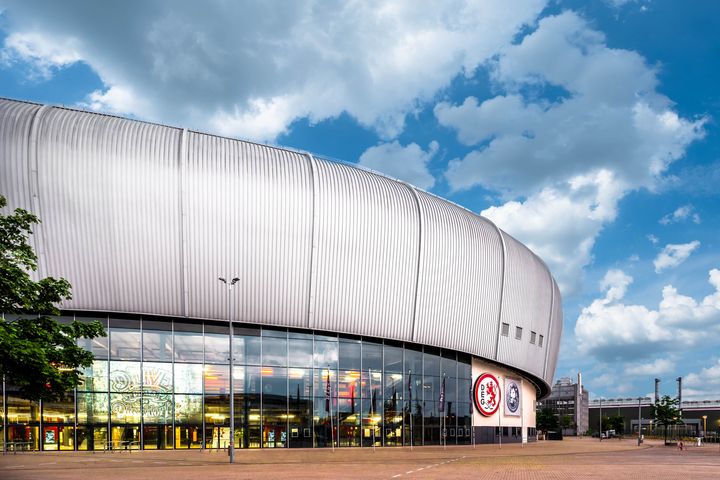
{"left": 0, "top": 99, "right": 39, "bottom": 215}
{"left": 545, "top": 279, "right": 563, "bottom": 381}
{"left": 413, "top": 190, "right": 503, "bottom": 359}
{"left": 32, "top": 106, "right": 184, "bottom": 316}
{"left": 311, "top": 159, "right": 418, "bottom": 339}
{"left": 0, "top": 98, "right": 564, "bottom": 393}
{"left": 183, "top": 133, "right": 313, "bottom": 327}
{"left": 496, "top": 232, "right": 553, "bottom": 380}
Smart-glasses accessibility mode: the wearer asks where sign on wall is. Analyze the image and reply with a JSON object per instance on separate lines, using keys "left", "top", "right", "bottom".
{"left": 473, "top": 373, "right": 501, "bottom": 416}
{"left": 504, "top": 378, "right": 521, "bottom": 416}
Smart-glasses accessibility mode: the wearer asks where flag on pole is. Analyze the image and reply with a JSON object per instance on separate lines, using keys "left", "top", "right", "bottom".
{"left": 325, "top": 370, "right": 331, "bottom": 412}
{"left": 408, "top": 371, "right": 412, "bottom": 403}
{"left": 439, "top": 376, "right": 446, "bottom": 413}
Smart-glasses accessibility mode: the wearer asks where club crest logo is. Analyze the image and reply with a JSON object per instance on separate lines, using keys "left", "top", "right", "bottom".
{"left": 473, "top": 373, "right": 501, "bottom": 416}
{"left": 505, "top": 379, "right": 520, "bottom": 415}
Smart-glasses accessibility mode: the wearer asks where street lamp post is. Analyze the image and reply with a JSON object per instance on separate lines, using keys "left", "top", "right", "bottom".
{"left": 219, "top": 276, "right": 239, "bottom": 464}
{"left": 599, "top": 398, "right": 602, "bottom": 441}
{"left": 702, "top": 415, "right": 707, "bottom": 440}
{"left": 637, "top": 397, "right": 642, "bottom": 446}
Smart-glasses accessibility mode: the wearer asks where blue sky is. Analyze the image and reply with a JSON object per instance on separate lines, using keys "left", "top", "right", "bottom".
{"left": 1, "top": 0, "right": 718, "bottom": 400}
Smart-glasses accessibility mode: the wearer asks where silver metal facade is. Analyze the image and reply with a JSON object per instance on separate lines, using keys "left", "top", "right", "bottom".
{"left": 0, "top": 98, "right": 563, "bottom": 395}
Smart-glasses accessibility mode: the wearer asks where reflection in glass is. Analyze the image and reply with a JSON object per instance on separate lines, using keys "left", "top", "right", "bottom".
{"left": 339, "top": 339, "right": 361, "bottom": 370}
{"left": 111, "top": 393, "right": 141, "bottom": 423}
{"left": 384, "top": 343, "right": 403, "bottom": 373}
{"left": 109, "top": 361, "right": 141, "bottom": 393}
{"left": 288, "top": 368, "right": 312, "bottom": 399}
{"left": 142, "top": 394, "right": 173, "bottom": 424}
{"left": 314, "top": 338, "right": 338, "bottom": 369}
{"left": 234, "top": 332, "right": 261, "bottom": 365}
{"left": 362, "top": 342, "right": 382, "bottom": 371}
{"left": 43, "top": 393, "right": 75, "bottom": 423}
{"left": 142, "top": 330, "right": 172, "bottom": 362}
{"left": 204, "top": 364, "right": 230, "bottom": 394}
{"left": 80, "top": 360, "right": 108, "bottom": 392}
{"left": 110, "top": 329, "right": 141, "bottom": 361}
{"left": 77, "top": 393, "right": 108, "bottom": 424}
{"left": 287, "top": 337, "right": 313, "bottom": 367}
{"left": 204, "top": 333, "right": 229, "bottom": 364}
{"left": 174, "top": 363, "right": 203, "bottom": 393}
{"left": 174, "top": 394, "right": 202, "bottom": 424}
{"left": 6, "top": 394, "right": 40, "bottom": 423}
{"left": 174, "top": 331, "right": 203, "bottom": 363}
{"left": 142, "top": 362, "right": 173, "bottom": 393}
{"left": 262, "top": 335, "right": 287, "bottom": 366}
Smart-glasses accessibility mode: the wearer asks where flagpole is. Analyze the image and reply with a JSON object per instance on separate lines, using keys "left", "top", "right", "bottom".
{"left": 440, "top": 373, "right": 446, "bottom": 450}
{"left": 408, "top": 369, "right": 413, "bottom": 451}
{"left": 327, "top": 366, "right": 334, "bottom": 452}
{"left": 498, "top": 376, "right": 502, "bottom": 449}
{"left": 370, "top": 369, "right": 375, "bottom": 453}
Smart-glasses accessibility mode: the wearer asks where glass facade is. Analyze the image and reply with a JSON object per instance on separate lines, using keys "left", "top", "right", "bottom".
{"left": 2, "top": 314, "right": 473, "bottom": 450}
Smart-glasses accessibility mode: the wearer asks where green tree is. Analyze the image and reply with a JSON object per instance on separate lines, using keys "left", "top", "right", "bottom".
{"left": 561, "top": 414, "right": 575, "bottom": 429}
{"left": 537, "top": 407, "right": 559, "bottom": 432}
{"left": 606, "top": 415, "right": 625, "bottom": 437}
{"left": 0, "top": 195, "right": 105, "bottom": 401}
{"left": 652, "top": 395, "right": 682, "bottom": 445}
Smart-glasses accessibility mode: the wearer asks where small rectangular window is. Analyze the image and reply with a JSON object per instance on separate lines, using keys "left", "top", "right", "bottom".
{"left": 515, "top": 326, "right": 522, "bottom": 340}
{"left": 530, "top": 331, "right": 537, "bottom": 344}
{"left": 501, "top": 323, "right": 510, "bottom": 336}
{"left": 539, "top": 335, "right": 544, "bottom": 347}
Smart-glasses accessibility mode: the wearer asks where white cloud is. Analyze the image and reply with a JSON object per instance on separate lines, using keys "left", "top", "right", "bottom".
{"left": 482, "top": 169, "right": 625, "bottom": 295}
{"left": 0, "top": 0, "right": 546, "bottom": 142}
{"left": 439, "top": 11, "right": 704, "bottom": 294}
{"left": 653, "top": 241, "right": 700, "bottom": 273}
{"left": 647, "top": 234, "right": 659, "bottom": 245}
{"left": 575, "top": 268, "right": 720, "bottom": 360}
{"left": 358, "top": 140, "right": 438, "bottom": 190}
{"left": 684, "top": 359, "right": 720, "bottom": 400}
{"left": 659, "top": 204, "right": 700, "bottom": 225}
{"left": 624, "top": 358, "right": 673, "bottom": 376}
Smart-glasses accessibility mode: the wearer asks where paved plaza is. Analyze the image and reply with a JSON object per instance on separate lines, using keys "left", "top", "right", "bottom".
{"left": 2, "top": 437, "right": 719, "bottom": 479}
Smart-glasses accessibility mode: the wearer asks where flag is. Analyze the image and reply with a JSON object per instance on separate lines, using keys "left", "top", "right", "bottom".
{"left": 408, "top": 371, "right": 412, "bottom": 404}
{"left": 325, "top": 371, "right": 331, "bottom": 413}
{"left": 439, "top": 376, "right": 446, "bottom": 413}
{"left": 371, "top": 389, "right": 377, "bottom": 416}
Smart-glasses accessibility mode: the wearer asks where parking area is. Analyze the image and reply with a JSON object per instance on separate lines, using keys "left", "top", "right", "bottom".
{"left": 2, "top": 437, "right": 719, "bottom": 479}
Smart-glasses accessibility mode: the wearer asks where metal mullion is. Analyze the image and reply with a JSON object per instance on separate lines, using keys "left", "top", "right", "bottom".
{"left": 201, "top": 322, "right": 205, "bottom": 450}
{"left": 171, "top": 318, "right": 175, "bottom": 449}
{"left": 139, "top": 316, "right": 143, "bottom": 450}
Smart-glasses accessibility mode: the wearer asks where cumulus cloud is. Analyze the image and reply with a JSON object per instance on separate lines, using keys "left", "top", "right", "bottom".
{"left": 575, "top": 268, "right": 720, "bottom": 360}
{"left": 0, "top": 0, "right": 545, "bottom": 141}
{"left": 653, "top": 241, "right": 700, "bottom": 273}
{"left": 358, "top": 140, "right": 438, "bottom": 190}
{"left": 659, "top": 205, "right": 700, "bottom": 225}
{"left": 438, "top": 11, "right": 704, "bottom": 294}
{"left": 684, "top": 359, "right": 720, "bottom": 400}
{"left": 482, "top": 170, "right": 625, "bottom": 294}
{"left": 647, "top": 234, "right": 659, "bottom": 245}
{"left": 624, "top": 358, "right": 673, "bottom": 377}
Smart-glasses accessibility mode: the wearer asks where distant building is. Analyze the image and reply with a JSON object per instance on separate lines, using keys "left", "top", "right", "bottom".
{"left": 536, "top": 374, "right": 589, "bottom": 436}
{"left": 589, "top": 398, "right": 720, "bottom": 437}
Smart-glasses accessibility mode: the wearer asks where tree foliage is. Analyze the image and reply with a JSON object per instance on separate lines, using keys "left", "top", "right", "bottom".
{"left": 0, "top": 195, "right": 105, "bottom": 401}
{"left": 537, "top": 407, "right": 559, "bottom": 432}
{"left": 652, "top": 395, "right": 682, "bottom": 444}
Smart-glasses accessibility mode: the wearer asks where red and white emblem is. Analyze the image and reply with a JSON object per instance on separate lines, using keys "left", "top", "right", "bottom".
{"left": 473, "top": 373, "right": 501, "bottom": 416}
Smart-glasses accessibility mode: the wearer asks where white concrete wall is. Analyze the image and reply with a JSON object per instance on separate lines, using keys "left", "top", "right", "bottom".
{"left": 472, "top": 357, "right": 537, "bottom": 443}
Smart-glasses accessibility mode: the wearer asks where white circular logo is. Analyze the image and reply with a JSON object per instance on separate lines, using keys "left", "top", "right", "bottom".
{"left": 506, "top": 380, "right": 520, "bottom": 413}
{"left": 473, "top": 373, "right": 501, "bottom": 416}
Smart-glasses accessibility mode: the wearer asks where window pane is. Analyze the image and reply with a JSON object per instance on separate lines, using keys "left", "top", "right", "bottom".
{"left": 110, "top": 328, "right": 141, "bottom": 361}
{"left": 109, "top": 361, "right": 141, "bottom": 393}
{"left": 175, "top": 363, "right": 203, "bottom": 393}
{"left": 174, "top": 332, "right": 204, "bottom": 363}
{"left": 234, "top": 334, "right": 261, "bottom": 365}
{"left": 142, "top": 393, "right": 173, "bottom": 424}
{"left": 441, "top": 355, "right": 457, "bottom": 379}
{"left": 205, "top": 333, "right": 230, "bottom": 364}
{"left": 362, "top": 341, "right": 382, "bottom": 371}
{"left": 204, "top": 394, "right": 230, "bottom": 427}
{"left": 338, "top": 370, "right": 360, "bottom": 403}
{"left": 142, "top": 362, "right": 173, "bottom": 394}
{"left": 77, "top": 393, "right": 108, "bottom": 424}
{"left": 110, "top": 393, "right": 141, "bottom": 423}
{"left": 80, "top": 360, "right": 108, "bottom": 392}
{"left": 339, "top": 340, "right": 361, "bottom": 370}
{"left": 423, "top": 351, "right": 440, "bottom": 377}
{"left": 175, "top": 394, "right": 202, "bottom": 424}
{"left": 262, "top": 336, "right": 288, "bottom": 366}
{"left": 288, "top": 368, "right": 312, "bottom": 399}
{"left": 288, "top": 337, "right": 313, "bottom": 367}
{"left": 262, "top": 366, "right": 288, "bottom": 398}
{"left": 314, "top": 339, "right": 338, "bottom": 369}
{"left": 143, "top": 330, "right": 172, "bottom": 362}
{"left": 384, "top": 344, "right": 403, "bottom": 373}
{"left": 204, "top": 364, "right": 230, "bottom": 394}
{"left": 6, "top": 394, "right": 40, "bottom": 423}
{"left": 233, "top": 365, "right": 261, "bottom": 395}
{"left": 43, "top": 393, "right": 75, "bottom": 423}
{"left": 405, "top": 347, "right": 422, "bottom": 377}
{"left": 385, "top": 372, "right": 403, "bottom": 401}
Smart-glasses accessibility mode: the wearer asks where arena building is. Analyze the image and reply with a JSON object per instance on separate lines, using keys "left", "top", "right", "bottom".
{"left": 0, "top": 97, "right": 562, "bottom": 451}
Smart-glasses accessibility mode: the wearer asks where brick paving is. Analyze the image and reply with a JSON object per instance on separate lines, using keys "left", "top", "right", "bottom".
{"left": 2, "top": 437, "right": 719, "bottom": 479}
